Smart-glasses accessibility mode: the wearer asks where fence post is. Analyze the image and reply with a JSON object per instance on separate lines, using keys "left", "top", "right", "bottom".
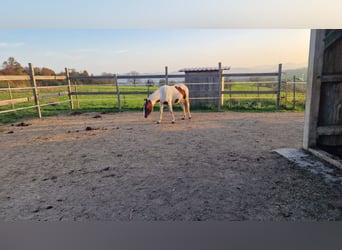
{"left": 165, "top": 66, "right": 169, "bottom": 85}
{"left": 74, "top": 80, "right": 80, "bottom": 109}
{"left": 276, "top": 63, "right": 282, "bottom": 109}
{"left": 114, "top": 74, "right": 121, "bottom": 111}
{"left": 28, "top": 63, "right": 42, "bottom": 118}
{"left": 7, "top": 81, "right": 14, "bottom": 109}
{"left": 65, "top": 68, "right": 74, "bottom": 110}
{"left": 218, "top": 62, "right": 222, "bottom": 111}
{"left": 229, "top": 83, "right": 232, "bottom": 108}
{"left": 293, "top": 75, "right": 296, "bottom": 110}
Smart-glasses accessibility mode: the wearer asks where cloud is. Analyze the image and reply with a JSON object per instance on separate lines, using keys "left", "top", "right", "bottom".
{"left": 114, "top": 49, "right": 128, "bottom": 54}
{"left": 72, "top": 48, "right": 99, "bottom": 53}
{"left": 0, "top": 42, "right": 24, "bottom": 47}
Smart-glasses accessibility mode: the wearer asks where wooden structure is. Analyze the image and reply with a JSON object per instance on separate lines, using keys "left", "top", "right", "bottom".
{"left": 179, "top": 63, "right": 230, "bottom": 108}
{"left": 303, "top": 29, "right": 342, "bottom": 168}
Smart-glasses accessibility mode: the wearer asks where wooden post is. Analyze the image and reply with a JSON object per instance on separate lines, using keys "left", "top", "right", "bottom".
{"left": 114, "top": 74, "right": 121, "bottom": 111}
{"left": 74, "top": 80, "right": 80, "bottom": 109}
{"left": 303, "top": 30, "right": 325, "bottom": 149}
{"left": 165, "top": 66, "right": 169, "bottom": 85}
{"left": 218, "top": 62, "right": 222, "bottom": 111}
{"left": 293, "top": 75, "right": 296, "bottom": 110}
{"left": 229, "top": 83, "right": 232, "bottom": 108}
{"left": 65, "top": 68, "right": 74, "bottom": 110}
{"left": 147, "top": 82, "right": 150, "bottom": 96}
{"left": 7, "top": 81, "right": 14, "bottom": 109}
{"left": 28, "top": 63, "right": 42, "bottom": 118}
{"left": 276, "top": 63, "right": 282, "bottom": 109}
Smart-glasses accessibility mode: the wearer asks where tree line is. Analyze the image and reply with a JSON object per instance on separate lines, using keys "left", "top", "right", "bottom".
{"left": 0, "top": 57, "right": 91, "bottom": 77}
{"left": 0, "top": 57, "right": 95, "bottom": 87}
{"left": 0, "top": 57, "right": 170, "bottom": 87}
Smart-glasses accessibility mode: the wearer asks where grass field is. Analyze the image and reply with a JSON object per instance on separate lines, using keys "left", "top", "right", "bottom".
{"left": 0, "top": 82, "right": 306, "bottom": 124}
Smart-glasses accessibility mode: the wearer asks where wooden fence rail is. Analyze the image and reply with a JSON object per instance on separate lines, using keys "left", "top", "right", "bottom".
{"left": 0, "top": 62, "right": 295, "bottom": 118}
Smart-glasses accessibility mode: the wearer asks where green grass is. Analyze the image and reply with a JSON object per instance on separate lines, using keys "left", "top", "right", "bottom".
{"left": 0, "top": 83, "right": 306, "bottom": 124}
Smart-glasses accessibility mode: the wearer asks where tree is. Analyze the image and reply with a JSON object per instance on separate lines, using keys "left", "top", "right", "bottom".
{"left": 81, "top": 70, "right": 89, "bottom": 77}
{"left": 1, "top": 57, "right": 26, "bottom": 75}
{"left": 128, "top": 71, "right": 140, "bottom": 87}
{"left": 41, "top": 67, "right": 56, "bottom": 76}
{"left": 145, "top": 79, "right": 154, "bottom": 86}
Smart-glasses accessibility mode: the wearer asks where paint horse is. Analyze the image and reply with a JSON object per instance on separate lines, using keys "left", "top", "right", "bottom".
{"left": 144, "top": 83, "right": 191, "bottom": 124}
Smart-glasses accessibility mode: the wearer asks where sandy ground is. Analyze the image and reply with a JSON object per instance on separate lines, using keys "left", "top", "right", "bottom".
{"left": 1, "top": 111, "right": 342, "bottom": 221}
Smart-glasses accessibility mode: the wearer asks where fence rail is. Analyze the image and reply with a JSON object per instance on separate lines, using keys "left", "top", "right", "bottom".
{"left": 0, "top": 63, "right": 306, "bottom": 119}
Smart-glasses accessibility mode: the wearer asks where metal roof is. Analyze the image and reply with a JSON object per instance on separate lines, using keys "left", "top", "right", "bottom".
{"left": 179, "top": 66, "right": 231, "bottom": 72}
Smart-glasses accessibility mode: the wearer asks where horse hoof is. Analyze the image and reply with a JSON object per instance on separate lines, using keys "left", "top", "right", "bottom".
{"left": 181, "top": 117, "right": 185, "bottom": 120}
{"left": 157, "top": 121, "right": 161, "bottom": 124}
{"left": 171, "top": 121, "right": 175, "bottom": 124}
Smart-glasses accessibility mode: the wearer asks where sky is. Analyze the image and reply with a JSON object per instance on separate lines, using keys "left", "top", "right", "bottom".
{"left": 0, "top": 0, "right": 340, "bottom": 75}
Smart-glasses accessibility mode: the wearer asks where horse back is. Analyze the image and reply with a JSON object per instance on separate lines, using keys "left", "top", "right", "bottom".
{"left": 174, "top": 83, "right": 189, "bottom": 99}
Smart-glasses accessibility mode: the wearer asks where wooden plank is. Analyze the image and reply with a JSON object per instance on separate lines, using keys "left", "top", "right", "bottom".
{"left": 321, "top": 74, "right": 342, "bottom": 83}
{"left": 117, "top": 74, "right": 184, "bottom": 80}
{"left": 0, "top": 97, "right": 30, "bottom": 106}
{"left": 0, "top": 75, "right": 66, "bottom": 81}
{"left": 0, "top": 75, "right": 30, "bottom": 81}
{"left": 71, "top": 91, "right": 148, "bottom": 95}
{"left": 116, "top": 91, "right": 149, "bottom": 95}
{"left": 71, "top": 91, "right": 118, "bottom": 95}
{"left": 223, "top": 72, "right": 278, "bottom": 77}
{"left": 307, "top": 148, "right": 342, "bottom": 170}
{"left": 222, "top": 90, "right": 277, "bottom": 95}
{"left": 35, "top": 75, "right": 66, "bottom": 80}
{"left": 185, "top": 82, "right": 219, "bottom": 86}
{"left": 303, "top": 30, "right": 326, "bottom": 149}
{"left": 70, "top": 75, "right": 115, "bottom": 80}
{"left": 274, "top": 147, "right": 342, "bottom": 173}
{"left": 317, "top": 126, "right": 342, "bottom": 136}
{"left": 0, "top": 104, "right": 38, "bottom": 114}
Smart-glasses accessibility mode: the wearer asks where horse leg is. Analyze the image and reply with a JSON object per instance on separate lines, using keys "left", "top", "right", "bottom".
{"left": 168, "top": 104, "right": 176, "bottom": 123}
{"left": 185, "top": 98, "right": 191, "bottom": 119}
{"left": 158, "top": 103, "right": 164, "bottom": 124}
{"left": 180, "top": 102, "right": 186, "bottom": 120}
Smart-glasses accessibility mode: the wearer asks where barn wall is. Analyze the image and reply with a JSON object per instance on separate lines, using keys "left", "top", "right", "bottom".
{"left": 318, "top": 33, "right": 342, "bottom": 156}
{"left": 304, "top": 29, "right": 342, "bottom": 159}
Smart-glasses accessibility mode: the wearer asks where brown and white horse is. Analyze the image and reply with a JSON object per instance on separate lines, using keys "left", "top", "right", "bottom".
{"left": 144, "top": 83, "right": 191, "bottom": 124}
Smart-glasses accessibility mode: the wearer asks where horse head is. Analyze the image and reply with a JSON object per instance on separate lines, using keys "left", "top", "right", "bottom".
{"left": 144, "top": 99, "right": 153, "bottom": 118}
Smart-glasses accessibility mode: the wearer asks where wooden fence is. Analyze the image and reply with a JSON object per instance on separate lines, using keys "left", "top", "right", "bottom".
{"left": 0, "top": 63, "right": 304, "bottom": 119}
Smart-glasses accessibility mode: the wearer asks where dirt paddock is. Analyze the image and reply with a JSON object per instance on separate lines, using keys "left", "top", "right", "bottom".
{"left": 1, "top": 111, "right": 342, "bottom": 221}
